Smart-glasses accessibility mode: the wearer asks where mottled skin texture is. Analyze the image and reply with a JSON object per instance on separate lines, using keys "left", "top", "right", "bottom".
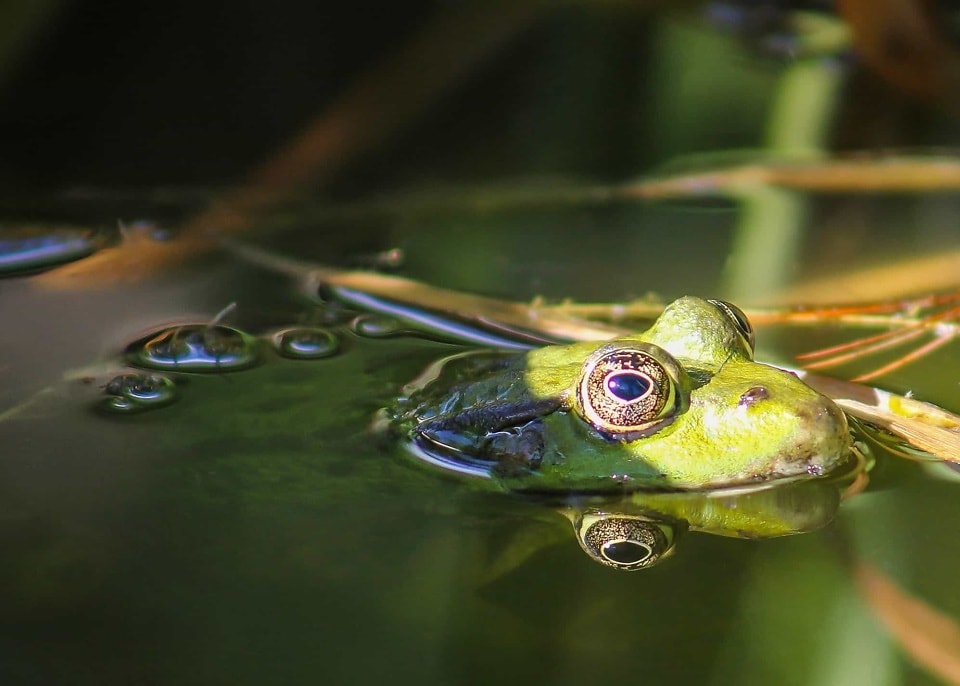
{"left": 390, "top": 297, "right": 853, "bottom": 491}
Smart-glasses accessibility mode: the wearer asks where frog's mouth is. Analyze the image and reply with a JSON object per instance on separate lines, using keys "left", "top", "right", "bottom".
{"left": 383, "top": 349, "right": 565, "bottom": 481}
{"left": 398, "top": 409, "right": 860, "bottom": 495}
{"left": 405, "top": 395, "right": 564, "bottom": 481}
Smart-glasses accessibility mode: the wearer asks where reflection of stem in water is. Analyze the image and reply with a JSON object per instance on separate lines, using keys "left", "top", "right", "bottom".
{"left": 854, "top": 562, "right": 960, "bottom": 684}
{"left": 722, "top": 57, "right": 843, "bottom": 301}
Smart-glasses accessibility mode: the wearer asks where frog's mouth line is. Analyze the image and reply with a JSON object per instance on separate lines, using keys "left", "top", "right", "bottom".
{"left": 402, "top": 431, "right": 499, "bottom": 480}
{"left": 400, "top": 428, "right": 644, "bottom": 494}
{"left": 373, "top": 408, "right": 502, "bottom": 480}
{"left": 396, "top": 419, "right": 865, "bottom": 497}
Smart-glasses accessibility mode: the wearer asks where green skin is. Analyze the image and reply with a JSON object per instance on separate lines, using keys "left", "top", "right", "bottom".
{"left": 390, "top": 296, "right": 853, "bottom": 492}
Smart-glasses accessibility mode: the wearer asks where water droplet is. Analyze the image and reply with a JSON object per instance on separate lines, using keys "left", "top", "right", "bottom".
{"left": 0, "top": 225, "right": 108, "bottom": 277}
{"left": 100, "top": 373, "right": 178, "bottom": 414}
{"left": 351, "top": 314, "right": 405, "bottom": 338}
{"left": 125, "top": 324, "right": 261, "bottom": 372}
{"left": 272, "top": 327, "right": 340, "bottom": 359}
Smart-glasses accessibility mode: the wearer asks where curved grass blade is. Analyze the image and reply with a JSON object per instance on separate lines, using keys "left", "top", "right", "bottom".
{"left": 855, "top": 562, "right": 960, "bottom": 685}
{"left": 793, "top": 294, "right": 960, "bottom": 380}
{"left": 796, "top": 371, "right": 960, "bottom": 464}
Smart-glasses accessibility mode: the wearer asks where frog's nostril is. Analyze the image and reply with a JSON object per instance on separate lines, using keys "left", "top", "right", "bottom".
{"left": 738, "top": 386, "right": 769, "bottom": 407}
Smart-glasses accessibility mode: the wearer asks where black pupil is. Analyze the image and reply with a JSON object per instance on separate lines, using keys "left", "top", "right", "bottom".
{"left": 606, "top": 373, "right": 650, "bottom": 401}
{"left": 602, "top": 540, "right": 652, "bottom": 565}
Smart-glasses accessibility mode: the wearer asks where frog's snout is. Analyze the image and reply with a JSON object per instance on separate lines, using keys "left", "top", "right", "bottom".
{"left": 725, "top": 366, "right": 853, "bottom": 481}
{"left": 786, "top": 392, "right": 852, "bottom": 477}
{"left": 800, "top": 392, "right": 847, "bottom": 433}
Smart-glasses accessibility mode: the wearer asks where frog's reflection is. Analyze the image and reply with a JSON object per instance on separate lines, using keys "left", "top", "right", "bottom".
{"left": 554, "top": 448, "right": 868, "bottom": 570}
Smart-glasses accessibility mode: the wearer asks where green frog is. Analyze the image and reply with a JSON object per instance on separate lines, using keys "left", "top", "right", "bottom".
{"left": 388, "top": 296, "right": 854, "bottom": 492}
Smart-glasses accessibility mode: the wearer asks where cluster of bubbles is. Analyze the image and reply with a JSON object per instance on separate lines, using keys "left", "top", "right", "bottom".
{"left": 0, "top": 228, "right": 465, "bottom": 411}
{"left": 100, "top": 323, "right": 268, "bottom": 415}
{"left": 98, "top": 313, "right": 416, "bottom": 415}
{"left": 0, "top": 228, "right": 435, "bottom": 413}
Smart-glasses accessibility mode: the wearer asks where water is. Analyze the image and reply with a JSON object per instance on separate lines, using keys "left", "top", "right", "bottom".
{"left": 1, "top": 224, "right": 959, "bottom": 685}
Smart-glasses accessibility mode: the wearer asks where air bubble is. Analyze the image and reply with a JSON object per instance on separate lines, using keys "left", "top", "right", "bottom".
{"left": 125, "top": 324, "right": 261, "bottom": 372}
{"left": 100, "top": 373, "right": 178, "bottom": 414}
{"left": 350, "top": 314, "right": 405, "bottom": 338}
{"left": 272, "top": 327, "right": 340, "bottom": 359}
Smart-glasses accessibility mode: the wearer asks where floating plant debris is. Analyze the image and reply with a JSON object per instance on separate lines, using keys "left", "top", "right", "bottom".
{"left": 271, "top": 327, "right": 340, "bottom": 359}
{"left": 0, "top": 225, "right": 108, "bottom": 276}
{"left": 125, "top": 324, "right": 262, "bottom": 372}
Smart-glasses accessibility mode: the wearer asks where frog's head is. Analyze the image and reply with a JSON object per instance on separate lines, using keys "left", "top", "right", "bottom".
{"left": 389, "top": 296, "right": 853, "bottom": 491}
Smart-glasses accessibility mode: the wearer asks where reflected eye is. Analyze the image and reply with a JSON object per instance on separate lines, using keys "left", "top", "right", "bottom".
{"left": 602, "top": 539, "right": 654, "bottom": 566}
{"left": 576, "top": 514, "right": 679, "bottom": 571}
{"left": 576, "top": 344, "right": 683, "bottom": 438}
{"left": 707, "top": 299, "right": 755, "bottom": 353}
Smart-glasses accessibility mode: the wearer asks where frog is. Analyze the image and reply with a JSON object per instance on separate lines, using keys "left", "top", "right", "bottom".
{"left": 387, "top": 296, "right": 854, "bottom": 492}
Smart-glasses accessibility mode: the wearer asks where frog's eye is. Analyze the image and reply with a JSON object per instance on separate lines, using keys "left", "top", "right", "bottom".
{"left": 707, "top": 299, "right": 755, "bottom": 353}
{"left": 575, "top": 343, "right": 684, "bottom": 438}
{"left": 575, "top": 513, "right": 679, "bottom": 571}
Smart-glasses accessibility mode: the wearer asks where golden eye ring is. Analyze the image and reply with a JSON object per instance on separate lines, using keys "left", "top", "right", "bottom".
{"left": 575, "top": 343, "right": 684, "bottom": 438}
